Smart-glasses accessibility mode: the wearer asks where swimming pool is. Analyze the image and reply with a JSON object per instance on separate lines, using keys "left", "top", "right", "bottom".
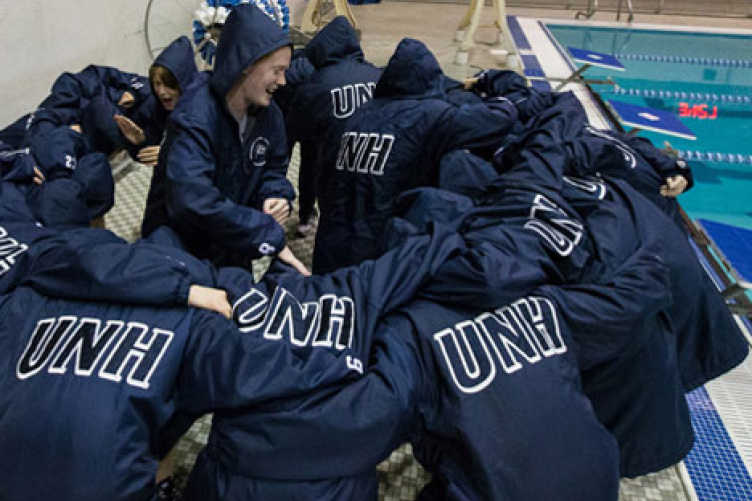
{"left": 544, "top": 24, "right": 752, "bottom": 230}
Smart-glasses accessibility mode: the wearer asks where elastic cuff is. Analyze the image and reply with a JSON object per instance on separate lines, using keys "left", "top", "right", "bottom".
{"left": 176, "top": 276, "right": 193, "bottom": 304}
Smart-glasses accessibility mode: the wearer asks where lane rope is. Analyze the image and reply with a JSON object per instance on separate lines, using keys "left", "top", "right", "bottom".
{"left": 614, "top": 53, "right": 752, "bottom": 68}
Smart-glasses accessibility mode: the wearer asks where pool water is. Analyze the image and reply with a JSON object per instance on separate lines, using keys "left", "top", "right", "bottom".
{"left": 545, "top": 24, "right": 752, "bottom": 230}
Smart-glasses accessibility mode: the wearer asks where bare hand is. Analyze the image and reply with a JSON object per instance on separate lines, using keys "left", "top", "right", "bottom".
{"left": 118, "top": 91, "right": 136, "bottom": 109}
{"left": 69, "top": 124, "right": 83, "bottom": 134}
{"left": 660, "top": 175, "right": 688, "bottom": 198}
{"left": 137, "top": 146, "right": 161, "bottom": 166}
{"left": 662, "top": 140, "right": 679, "bottom": 158}
{"left": 463, "top": 77, "right": 479, "bottom": 90}
{"left": 114, "top": 114, "right": 146, "bottom": 145}
{"left": 187, "top": 285, "right": 232, "bottom": 318}
{"left": 263, "top": 197, "right": 290, "bottom": 225}
{"left": 278, "top": 246, "right": 311, "bottom": 276}
{"left": 33, "top": 166, "right": 45, "bottom": 185}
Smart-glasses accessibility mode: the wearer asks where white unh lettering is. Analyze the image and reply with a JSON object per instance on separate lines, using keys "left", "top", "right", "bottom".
{"left": 0, "top": 226, "right": 29, "bottom": 277}
{"left": 233, "top": 285, "right": 356, "bottom": 352}
{"left": 434, "top": 297, "right": 567, "bottom": 394}
{"left": 335, "top": 132, "right": 394, "bottom": 175}
{"left": 331, "top": 82, "right": 376, "bottom": 119}
{"left": 17, "top": 316, "right": 173, "bottom": 390}
{"left": 524, "top": 194, "right": 584, "bottom": 257}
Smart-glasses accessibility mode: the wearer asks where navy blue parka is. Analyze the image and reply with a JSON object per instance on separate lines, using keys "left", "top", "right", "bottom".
{"left": 285, "top": 16, "right": 383, "bottom": 199}
{"left": 140, "top": 36, "right": 205, "bottom": 236}
{"left": 153, "top": 4, "right": 295, "bottom": 267}
{"left": 312, "top": 38, "right": 519, "bottom": 273}
{"left": 131, "top": 36, "right": 201, "bottom": 157}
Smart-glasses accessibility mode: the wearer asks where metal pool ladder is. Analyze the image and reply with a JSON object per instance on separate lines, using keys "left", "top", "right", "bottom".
{"left": 576, "top": 0, "right": 635, "bottom": 22}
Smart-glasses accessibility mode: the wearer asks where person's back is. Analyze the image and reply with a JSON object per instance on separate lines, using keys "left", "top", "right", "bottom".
{"left": 399, "top": 292, "right": 620, "bottom": 501}
{"left": 182, "top": 247, "right": 660, "bottom": 501}
{"left": 312, "top": 38, "right": 519, "bottom": 273}
{"left": 285, "top": 16, "right": 382, "bottom": 227}
{"left": 0, "top": 287, "right": 201, "bottom": 501}
{"left": 490, "top": 95, "right": 740, "bottom": 476}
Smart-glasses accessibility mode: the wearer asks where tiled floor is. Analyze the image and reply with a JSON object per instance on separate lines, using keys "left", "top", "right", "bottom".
{"left": 101, "top": 2, "right": 752, "bottom": 500}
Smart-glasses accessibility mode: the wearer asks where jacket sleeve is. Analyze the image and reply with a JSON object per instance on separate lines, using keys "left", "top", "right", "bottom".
{"left": 38, "top": 71, "right": 95, "bottom": 115}
{"left": 25, "top": 179, "right": 91, "bottom": 228}
{"left": 390, "top": 188, "right": 550, "bottom": 308}
{"left": 419, "top": 231, "right": 550, "bottom": 310}
{"left": 493, "top": 92, "right": 589, "bottom": 192}
{"left": 20, "top": 228, "right": 216, "bottom": 304}
{"left": 124, "top": 97, "right": 165, "bottom": 158}
{"left": 1, "top": 148, "right": 36, "bottom": 183}
{"left": 621, "top": 134, "right": 694, "bottom": 191}
{"left": 253, "top": 106, "right": 296, "bottom": 205}
{"left": 164, "top": 114, "right": 287, "bottom": 258}
{"left": 539, "top": 247, "right": 671, "bottom": 370}
{"left": 363, "top": 223, "right": 467, "bottom": 306}
{"left": 90, "top": 66, "right": 151, "bottom": 107}
{"left": 70, "top": 152, "right": 115, "bottom": 219}
{"left": 430, "top": 98, "right": 519, "bottom": 162}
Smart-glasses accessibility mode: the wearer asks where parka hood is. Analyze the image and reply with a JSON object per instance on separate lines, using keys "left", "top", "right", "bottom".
{"left": 210, "top": 4, "right": 291, "bottom": 99}
{"left": 374, "top": 38, "right": 445, "bottom": 99}
{"left": 153, "top": 36, "right": 198, "bottom": 94}
{"left": 303, "top": 16, "right": 364, "bottom": 70}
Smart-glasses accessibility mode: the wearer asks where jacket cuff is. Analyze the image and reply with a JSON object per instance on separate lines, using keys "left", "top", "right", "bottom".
{"left": 176, "top": 276, "right": 193, "bottom": 304}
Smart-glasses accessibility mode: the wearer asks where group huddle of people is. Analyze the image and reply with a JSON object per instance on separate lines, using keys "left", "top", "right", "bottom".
{"left": 0, "top": 4, "right": 748, "bottom": 501}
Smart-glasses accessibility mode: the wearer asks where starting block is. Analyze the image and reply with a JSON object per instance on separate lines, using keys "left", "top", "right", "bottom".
{"left": 552, "top": 47, "right": 624, "bottom": 91}
{"left": 697, "top": 218, "right": 752, "bottom": 316}
{"left": 608, "top": 100, "right": 697, "bottom": 140}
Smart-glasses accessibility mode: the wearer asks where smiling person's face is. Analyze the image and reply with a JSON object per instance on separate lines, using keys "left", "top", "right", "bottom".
{"left": 236, "top": 46, "right": 291, "bottom": 108}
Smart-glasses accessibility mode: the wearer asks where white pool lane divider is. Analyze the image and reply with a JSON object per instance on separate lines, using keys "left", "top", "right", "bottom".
{"left": 610, "top": 87, "right": 752, "bottom": 105}
{"left": 613, "top": 53, "right": 752, "bottom": 68}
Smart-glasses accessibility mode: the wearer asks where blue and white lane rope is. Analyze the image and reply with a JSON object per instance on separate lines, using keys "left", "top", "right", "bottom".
{"left": 614, "top": 53, "right": 752, "bottom": 68}
{"left": 678, "top": 150, "right": 752, "bottom": 164}
{"left": 609, "top": 87, "right": 751, "bottom": 104}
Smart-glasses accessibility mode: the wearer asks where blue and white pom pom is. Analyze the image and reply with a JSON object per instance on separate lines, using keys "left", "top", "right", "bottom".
{"left": 193, "top": 0, "right": 290, "bottom": 64}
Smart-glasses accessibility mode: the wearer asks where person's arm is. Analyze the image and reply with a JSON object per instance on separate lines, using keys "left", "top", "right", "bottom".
{"left": 540, "top": 246, "right": 671, "bottom": 369}
{"left": 91, "top": 65, "right": 151, "bottom": 109}
{"left": 271, "top": 221, "right": 468, "bottom": 336}
{"left": 432, "top": 97, "right": 519, "bottom": 161}
{"left": 70, "top": 152, "right": 115, "bottom": 220}
{"left": 19, "top": 227, "right": 217, "bottom": 305}
{"left": 164, "top": 113, "right": 287, "bottom": 259}
{"left": 493, "top": 92, "right": 589, "bottom": 193}
{"left": 388, "top": 188, "right": 551, "bottom": 309}
{"left": 252, "top": 105, "right": 296, "bottom": 211}
{"left": 1, "top": 148, "right": 37, "bottom": 184}
{"left": 622, "top": 135, "right": 694, "bottom": 195}
{"left": 467, "top": 69, "right": 529, "bottom": 98}
{"left": 38, "top": 71, "right": 93, "bottom": 113}
{"left": 419, "top": 230, "right": 550, "bottom": 310}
